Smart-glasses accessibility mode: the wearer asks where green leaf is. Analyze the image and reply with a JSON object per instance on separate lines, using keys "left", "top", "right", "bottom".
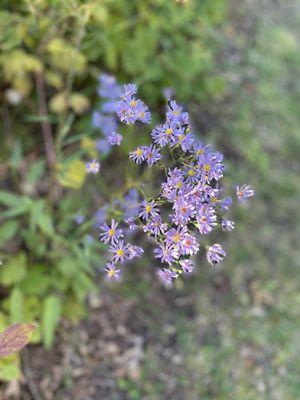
{"left": 0, "top": 220, "right": 19, "bottom": 244}
{"left": 9, "top": 288, "right": 24, "bottom": 324}
{"left": 0, "top": 191, "right": 22, "bottom": 207}
{"left": 0, "top": 194, "right": 32, "bottom": 218}
{"left": 42, "top": 295, "right": 62, "bottom": 349}
{"left": 0, "top": 253, "right": 27, "bottom": 286}
{"left": 19, "top": 266, "right": 50, "bottom": 296}
{"left": 0, "top": 354, "right": 20, "bottom": 381}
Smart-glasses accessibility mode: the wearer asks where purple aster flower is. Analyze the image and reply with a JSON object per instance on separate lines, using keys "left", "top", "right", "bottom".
{"left": 101, "top": 100, "right": 117, "bottom": 113}
{"left": 220, "top": 197, "right": 232, "bottom": 211}
{"left": 99, "top": 219, "right": 123, "bottom": 244}
{"left": 183, "top": 163, "right": 200, "bottom": 183}
{"left": 105, "top": 262, "right": 121, "bottom": 281}
{"left": 98, "top": 74, "right": 121, "bottom": 100}
{"left": 172, "top": 198, "right": 195, "bottom": 225}
{"left": 116, "top": 85, "right": 151, "bottom": 125}
{"left": 143, "top": 145, "right": 161, "bottom": 167}
{"left": 108, "top": 132, "right": 123, "bottom": 146}
{"left": 128, "top": 245, "right": 144, "bottom": 260}
{"left": 236, "top": 184, "right": 255, "bottom": 200}
{"left": 143, "top": 214, "right": 167, "bottom": 237}
{"left": 198, "top": 152, "right": 224, "bottom": 183}
{"left": 151, "top": 124, "right": 170, "bottom": 147}
{"left": 154, "top": 243, "right": 179, "bottom": 265}
{"left": 92, "top": 112, "right": 118, "bottom": 136}
{"left": 157, "top": 268, "right": 177, "bottom": 286}
{"left": 129, "top": 146, "right": 146, "bottom": 164}
{"left": 121, "top": 83, "right": 137, "bottom": 100}
{"left": 108, "top": 239, "right": 130, "bottom": 263}
{"left": 222, "top": 219, "right": 235, "bottom": 231}
{"left": 165, "top": 226, "right": 187, "bottom": 248}
{"left": 193, "top": 141, "right": 210, "bottom": 160}
{"left": 196, "top": 204, "right": 217, "bottom": 235}
{"left": 166, "top": 100, "right": 184, "bottom": 124}
{"left": 138, "top": 200, "right": 159, "bottom": 220}
{"left": 86, "top": 160, "right": 100, "bottom": 174}
{"left": 125, "top": 217, "right": 138, "bottom": 230}
{"left": 180, "top": 233, "right": 199, "bottom": 256}
{"left": 180, "top": 259, "right": 194, "bottom": 273}
{"left": 206, "top": 244, "right": 226, "bottom": 265}
{"left": 96, "top": 138, "right": 111, "bottom": 155}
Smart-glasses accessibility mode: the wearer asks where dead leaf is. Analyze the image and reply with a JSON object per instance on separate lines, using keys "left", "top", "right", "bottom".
{"left": 0, "top": 323, "right": 36, "bottom": 358}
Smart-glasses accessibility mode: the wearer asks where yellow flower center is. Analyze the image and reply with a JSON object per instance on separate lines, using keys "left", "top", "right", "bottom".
{"left": 172, "top": 233, "right": 181, "bottom": 243}
{"left": 136, "top": 148, "right": 143, "bottom": 156}
{"left": 176, "top": 181, "right": 183, "bottom": 189}
{"left": 173, "top": 110, "right": 180, "bottom": 116}
{"left": 197, "top": 149, "right": 204, "bottom": 156}
{"left": 146, "top": 204, "right": 152, "bottom": 213}
{"left": 130, "top": 100, "right": 137, "bottom": 107}
{"left": 108, "top": 269, "right": 116, "bottom": 277}
{"left": 166, "top": 128, "right": 173, "bottom": 135}
{"left": 116, "top": 249, "right": 124, "bottom": 257}
{"left": 139, "top": 111, "right": 145, "bottom": 118}
{"left": 204, "top": 164, "right": 211, "bottom": 172}
{"left": 188, "top": 169, "right": 195, "bottom": 176}
{"left": 108, "top": 228, "right": 115, "bottom": 237}
{"left": 211, "top": 197, "right": 218, "bottom": 203}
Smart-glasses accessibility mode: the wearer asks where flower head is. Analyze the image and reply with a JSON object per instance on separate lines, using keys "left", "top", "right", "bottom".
{"left": 99, "top": 219, "right": 123, "bottom": 244}
{"left": 139, "top": 200, "right": 159, "bottom": 220}
{"left": 180, "top": 259, "right": 194, "bottom": 274}
{"left": 108, "top": 132, "right": 123, "bottom": 146}
{"left": 206, "top": 244, "right": 226, "bottom": 265}
{"left": 236, "top": 184, "right": 255, "bottom": 200}
{"left": 129, "top": 146, "right": 146, "bottom": 164}
{"left": 105, "top": 262, "right": 121, "bottom": 281}
{"left": 86, "top": 160, "right": 100, "bottom": 174}
{"left": 108, "top": 239, "right": 131, "bottom": 263}
{"left": 222, "top": 219, "right": 235, "bottom": 231}
{"left": 116, "top": 84, "right": 151, "bottom": 124}
{"left": 143, "top": 145, "right": 161, "bottom": 167}
{"left": 154, "top": 243, "right": 179, "bottom": 265}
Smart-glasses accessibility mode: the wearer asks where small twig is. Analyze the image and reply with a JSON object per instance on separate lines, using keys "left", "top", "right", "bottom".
{"left": 35, "top": 72, "right": 56, "bottom": 168}
{"left": 22, "top": 348, "right": 43, "bottom": 400}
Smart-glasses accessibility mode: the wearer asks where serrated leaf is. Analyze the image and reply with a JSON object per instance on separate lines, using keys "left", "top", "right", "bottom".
{"left": 42, "top": 295, "right": 62, "bottom": 349}
{"left": 0, "top": 323, "right": 36, "bottom": 358}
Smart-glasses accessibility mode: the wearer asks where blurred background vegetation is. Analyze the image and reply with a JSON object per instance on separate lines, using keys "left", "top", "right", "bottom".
{"left": 0, "top": 0, "right": 300, "bottom": 398}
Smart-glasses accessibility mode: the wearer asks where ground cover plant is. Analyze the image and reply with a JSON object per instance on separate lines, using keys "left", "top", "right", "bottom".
{"left": 0, "top": 0, "right": 227, "bottom": 385}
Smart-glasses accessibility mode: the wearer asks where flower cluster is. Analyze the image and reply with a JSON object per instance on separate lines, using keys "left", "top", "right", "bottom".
{"left": 116, "top": 84, "right": 151, "bottom": 125}
{"left": 98, "top": 81, "right": 254, "bottom": 285}
{"left": 99, "top": 219, "right": 144, "bottom": 281}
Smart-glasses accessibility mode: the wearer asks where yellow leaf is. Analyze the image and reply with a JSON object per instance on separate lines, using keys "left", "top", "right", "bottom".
{"left": 46, "top": 38, "right": 86, "bottom": 73}
{"left": 58, "top": 159, "right": 87, "bottom": 190}
{"left": 81, "top": 136, "right": 97, "bottom": 158}
{"left": 49, "top": 92, "right": 68, "bottom": 114}
{"left": 45, "top": 71, "right": 63, "bottom": 89}
{"left": 69, "top": 93, "right": 90, "bottom": 114}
